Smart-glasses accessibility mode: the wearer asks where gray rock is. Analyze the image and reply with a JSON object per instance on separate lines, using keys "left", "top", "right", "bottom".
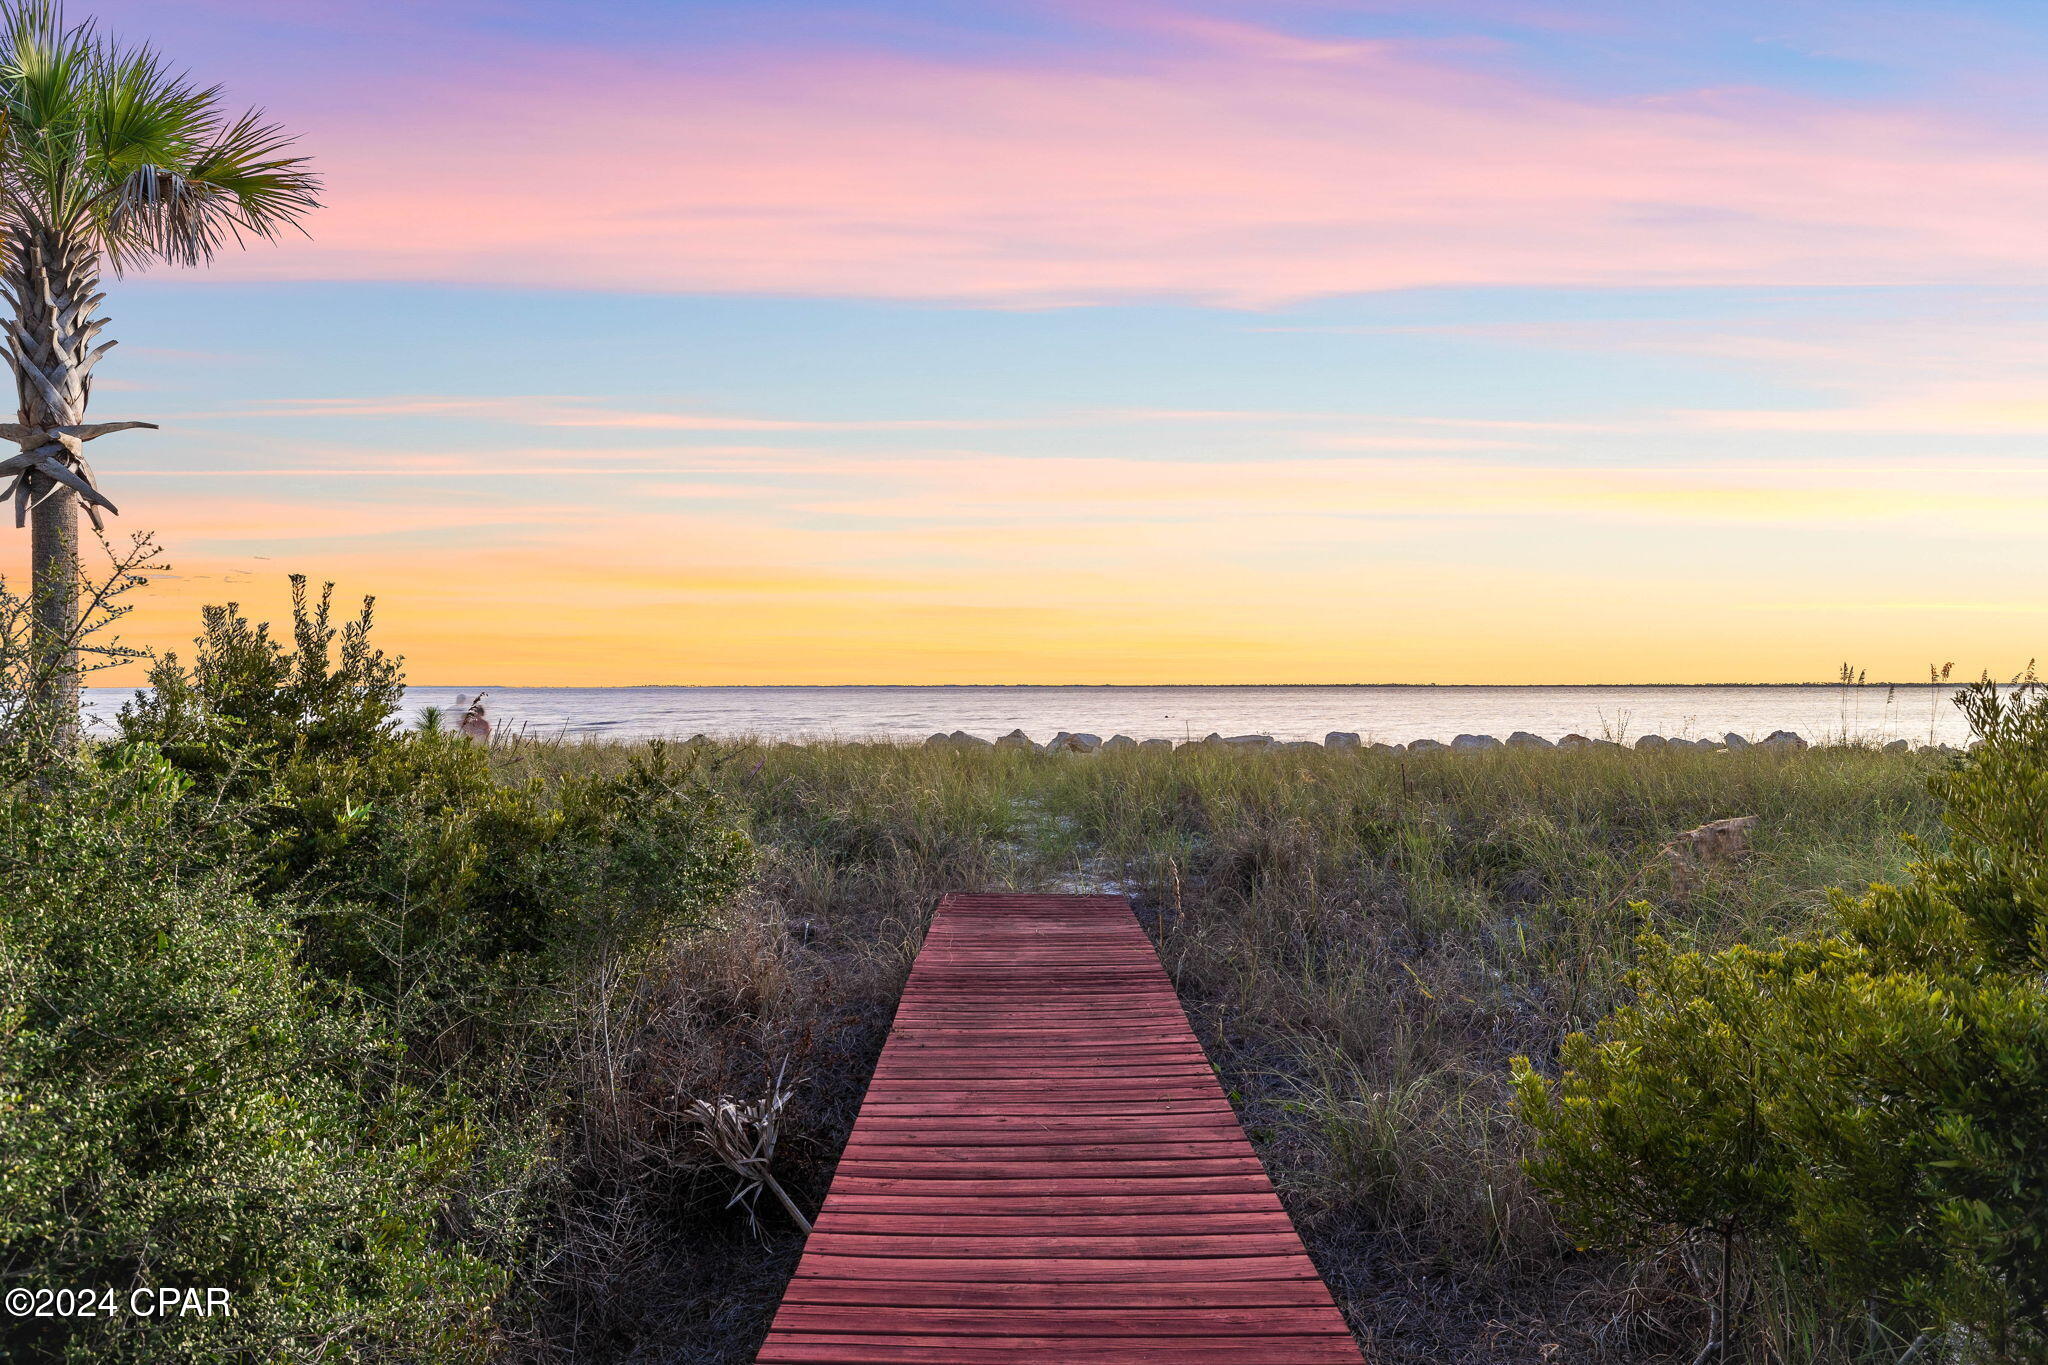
{"left": 1634, "top": 734, "right": 1668, "bottom": 750}
{"left": 1557, "top": 734, "right": 1594, "bottom": 749}
{"left": 949, "top": 730, "right": 993, "bottom": 748}
{"left": 1407, "top": 738, "right": 1448, "bottom": 753}
{"left": 994, "top": 728, "right": 1036, "bottom": 750}
{"left": 1882, "top": 738, "right": 1911, "bottom": 754}
{"left": 1139, "top": 738, "right": 1173, "bottom": 750}
{"left": 1280, "top": 739, "right": 1321, "bottom": 750}
{"left": 1222, "top": 734, "right": 1276, "bottom": 749}
{"left": 1367, "top": 741, "right": 1406, "bottom": 755}
{"left": 1065, "top": 732, "right": 1103, "bottom": 754}
{"left": 1325, "top": 731, "right": 1363, "bottom": 750}
{"left": 1507, "top": 731, "right": 1554, "bottom": 749}
{"left": 1102, "top": 734, "right": 1138, "bottom": 750}
{"left": 1760, "top": 730, "right": 1808, "bottom": 750}
{"left": 1451, "top": 733, "right": 1502, "bottom": 751}
{"left": 924, "top": 732, "right": 952, "bottom": 747}
{"left": 1723, "top": 732, "right": 1750, "bottom": 750}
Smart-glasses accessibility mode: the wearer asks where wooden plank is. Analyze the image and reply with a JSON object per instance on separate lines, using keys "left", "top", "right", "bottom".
{"left": 755, "top": 893, "right": 1361, "bottom": 1363}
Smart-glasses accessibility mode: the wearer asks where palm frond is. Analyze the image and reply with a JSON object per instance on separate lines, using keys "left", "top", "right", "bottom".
{"left": 0, "top": 0, "right": 319, "bottom": 268}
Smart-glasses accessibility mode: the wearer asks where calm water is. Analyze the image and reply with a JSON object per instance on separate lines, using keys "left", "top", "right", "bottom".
{"left": 83, "top": 684, "right": 1986, "bottom": 746}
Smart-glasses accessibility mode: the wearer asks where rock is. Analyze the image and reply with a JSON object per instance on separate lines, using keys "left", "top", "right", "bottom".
{"left": 1882, "top": 739, "right": 1911, "bottom": 754}
{"left": 1666, "top": 815, "right": 1759, "bottom": 865}
{"left": 925, "top": 733, "right": 952, "bottom": 746}
{"left": 1451, "top": 734, "right": 1502, "bottom": 751}
{"left": 1281, "top": 739, "right": 1321, "bottom": 750}
{"left": 1634, "top": 734, "right": 1667, "bottom": 750}
{"left": 685, "top": 733, "right": 713, "bottom": 746}
{"left": 1760, "top": 730, "right": 1807, "bottom": 751}
{"left": 1507, "top": 731, "right": 1554, "bottom": 749}
{"left": 1069, "top": 732, "right": 1103, "bottom": 753}
{"left": 1723, "top": 732, "right": 1750, "bottom": 750}
{"left": 1407, "top": 738, "right": 1448, "bottom": 753}
{"left": 1139, "top": 738, "right": 1173, "bottom": 750}
{"left": 1102, "top": 734, "right": 1138, "bottom": 750}
{"left": 1557, "top": 734, "right": 1593, "bottom": 749}
{"left": 1222, "top": 734, "right": 1276, "bottom": 749}
{"left": 1367, "top": 741, "right": 1406, "bottom": 755}
{"left": 949, "top": 730, "right": 993, "bottom": 748}
{"left": 994, "top": 728, "right": 1036, "bottom": 750}
{"left": 1325, "top": 731, "right": 1362, "bottom": 750}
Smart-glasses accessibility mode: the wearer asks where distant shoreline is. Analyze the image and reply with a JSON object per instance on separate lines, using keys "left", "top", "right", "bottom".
{"left": 380, "top": 681, "right": 1998, "bottom": 691}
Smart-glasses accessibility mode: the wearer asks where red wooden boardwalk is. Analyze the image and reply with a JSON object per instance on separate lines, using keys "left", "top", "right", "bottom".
{"left": 757, "top": 893, "right": 1362, "bottom": 1364}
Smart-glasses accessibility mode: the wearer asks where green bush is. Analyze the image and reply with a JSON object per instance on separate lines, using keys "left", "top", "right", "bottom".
{"left": 120, "top": 584, "right": 756, "bottom": 1040}
{"left": 0, "top": 745, "right": 500, "bottom": 1363}
{"left": 3, "top": 576, "right": 757, "bottom": 1361}
{"left": 1513, "top": 682, "right": 2048, "bottom": 1361}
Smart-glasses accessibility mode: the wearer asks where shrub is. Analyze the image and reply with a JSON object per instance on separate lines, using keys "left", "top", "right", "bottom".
{"left": 0, "top": 745, "right": 500, "bottom": 1363}
{"left": 120, "top": 584, "right": 756, "bottom": 1041}
{"left": 4, "top": 574, "right": 758, "bottom": 1361}
{"left": 1513, "top": 682, "right": 2048, "bottom": 1361}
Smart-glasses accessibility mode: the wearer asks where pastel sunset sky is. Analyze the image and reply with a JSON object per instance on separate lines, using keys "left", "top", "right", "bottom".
{"left": 33, "top": 0, "right": 2048, "bottom": 683}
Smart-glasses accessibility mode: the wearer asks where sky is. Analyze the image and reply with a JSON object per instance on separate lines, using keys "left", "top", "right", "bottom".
{"left": 27, "top": 0, "right": 2048, "bottom": 684}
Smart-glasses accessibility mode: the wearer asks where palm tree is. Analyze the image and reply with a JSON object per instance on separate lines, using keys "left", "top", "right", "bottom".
{"left": 0, "top": 1, "right": 318, "bottom": 741}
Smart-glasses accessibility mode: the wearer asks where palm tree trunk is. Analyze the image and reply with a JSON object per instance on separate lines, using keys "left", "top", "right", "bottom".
{"left": 28, "top": 481, "right": 79, "bottom": 738}
{"left": 6, "top": 226, "right": 104, "bottom": 749}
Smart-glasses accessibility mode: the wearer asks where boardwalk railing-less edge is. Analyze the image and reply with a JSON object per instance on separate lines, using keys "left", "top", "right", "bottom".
{"left": 757, "top": 893, "right": 1363, "bottom": 1364}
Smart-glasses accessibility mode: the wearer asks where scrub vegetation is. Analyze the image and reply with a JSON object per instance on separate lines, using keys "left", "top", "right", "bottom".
{"left": 6, "top": 564, "right": 2043, "bottom": 1364}
{"left": 527, "top": 707, "right": 2044, "bottom": 1364}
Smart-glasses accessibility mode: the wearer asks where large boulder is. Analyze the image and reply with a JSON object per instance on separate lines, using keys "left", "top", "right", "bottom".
{"left": 1507, "top": 731, "right": 1554, "bottom": 749}
{"left": 1222, "top": 734, "right": 1276, "bottom": 749}
{"left": 1882, "top": 738, "right": 1911, "bottom": 754}
{"left": 1102, "top": 734, "right": 1138, "bottom": 751}
{"left": 1722, "top": 732, "right": 1750, "bottom": 751}
{"left": 1325, "top": 731, "right": 1362, "bottom": 750}
{"left": 1635, "top": 734, "right": 1667, "bottom": 750}
{"left": 1139, "top": 737, "right": 1173, "bottom": 750}
{"left": 994, "top": 728, "right": 1037, "bottom": 750}
{"left": 1280, "top": 740, "right": 1321, "bottom": 750}
{"left": 1367, "top": 741, "right": 1406, "bottom": 755}
{"left": 1055, "top": 732, "right": 1103, "bottom": 754}
{"left": 1407, "top": 738, "right": 1448, "bottom": 753}
{"left": 924, "top": 732, "right": 952, "bottom": 747}
{"left": 1451, "top": 733, "right": 1502, "bottom": 751}
{"left": 1759, "top": 730, "right": 1807, "bottom": 751}
{"left": 949, "top": 730, "right": 993, "bottom": 748}
{"left": 1557, "top": 734, "right": 1594, "bottom": 749}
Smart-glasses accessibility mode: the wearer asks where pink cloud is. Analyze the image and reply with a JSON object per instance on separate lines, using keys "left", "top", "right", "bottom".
{"left": 171, "top": 16, "right": 2048, "bottom": 304}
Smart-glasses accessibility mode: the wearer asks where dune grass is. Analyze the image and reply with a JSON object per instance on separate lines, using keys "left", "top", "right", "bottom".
{"left": 508, "top": 739, "right": 1945, "bottom": 1363}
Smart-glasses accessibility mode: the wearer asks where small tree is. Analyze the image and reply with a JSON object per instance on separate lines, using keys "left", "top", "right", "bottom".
{"left": 0, "top": 1, "right": 318, "bottom": 743}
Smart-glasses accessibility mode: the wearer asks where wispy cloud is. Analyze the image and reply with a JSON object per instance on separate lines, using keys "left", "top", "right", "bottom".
{"left": 158, "top": 8, "right": 2048, "bottom": 304}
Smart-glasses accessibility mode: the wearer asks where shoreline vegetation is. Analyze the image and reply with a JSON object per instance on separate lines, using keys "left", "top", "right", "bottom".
{"left": 5, "top": 574, "right": 2043, "bottom": 1364}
